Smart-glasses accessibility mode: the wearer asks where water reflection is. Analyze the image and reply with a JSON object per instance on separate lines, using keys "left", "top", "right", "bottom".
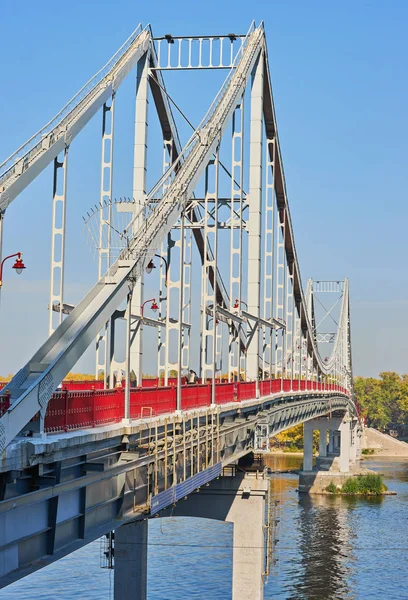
{"left": 293, "top": 493, "right": 356, "bottom": 600}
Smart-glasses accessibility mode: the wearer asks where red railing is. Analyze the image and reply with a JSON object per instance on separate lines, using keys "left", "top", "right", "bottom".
{"left": 2, "top": 377, "right": 346, "bottom": 435}
{"left": 238, "top": 382, "right": 256, "bottom": 401}
{"left": 215, "top": 382, "right": 236, "bottom": 404}
{"left": 130, "top": 386, "right": 177, "bottom": 419}
{"left": 182, "top": 384, "right": 211, "bottom": 409}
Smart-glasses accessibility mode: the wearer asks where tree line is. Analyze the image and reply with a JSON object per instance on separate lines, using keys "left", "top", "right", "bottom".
{"left": 354, "top": 372, "right": 408, "bottom": 432}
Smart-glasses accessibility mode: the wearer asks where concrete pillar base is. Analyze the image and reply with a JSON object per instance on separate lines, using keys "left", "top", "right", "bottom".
{"left": 159, "top": 471, "right": 269, "bottom": 600}
{"left": 114, "top": 519, "right": 148, "bottom": 600}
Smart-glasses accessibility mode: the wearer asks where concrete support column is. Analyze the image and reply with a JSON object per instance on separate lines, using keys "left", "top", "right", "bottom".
{"left": 339, "top": 417, "right": 351, "bottom": 473}
{"left": 159, "top": 472, "right": 268, "bottom": 600}
{"left": 319, "top": 427, "right": 327, "bottom": 458}
{"left": 355, "top": 424, "right": 362, "bottom": 459}
{"left": 229, "top": 479, "right": 268, "bottom": 600}
{"left": 114, "top": 519, "right": 148, "bottom": 600}
{"left": 303, "top": 421, "right": 314, "bottom": 471}
{"left": 328, "top": 429, "right": 335, "bottom": 454}
{"left": 349, "top": 420, "right": 359, "bottom": 462}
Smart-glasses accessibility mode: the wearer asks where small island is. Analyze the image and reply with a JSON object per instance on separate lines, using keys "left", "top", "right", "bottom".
{"left": 325, "top": 474, "right": 394, "bottom": 496}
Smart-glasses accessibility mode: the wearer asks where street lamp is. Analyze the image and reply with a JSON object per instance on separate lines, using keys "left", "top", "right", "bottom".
{"left": 233, "top": 298, "right": 248, "bottom": 310}
{"left": 145, "top": 254, "right": 169, "bottom": 286}
{"left": 0, "top": 252, "right": 26, "bottom": 287}
{"left": 141, "top": 298, "right": 159, "bottom": 319}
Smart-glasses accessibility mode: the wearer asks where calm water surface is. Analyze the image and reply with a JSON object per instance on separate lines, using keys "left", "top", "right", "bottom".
{"left": 2, "top": 456, "right": 407, "bottom": 599}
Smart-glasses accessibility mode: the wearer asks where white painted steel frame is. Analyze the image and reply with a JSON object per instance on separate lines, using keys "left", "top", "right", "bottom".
{"left": 200, "top": 154, "right": 220, "bottom": 405}
{"left": 49, "top": 148, "right": 68, "bottom": 335}
{"left": 247, "top": 51, "right": 264, "bottom": 385}
{"left": 262, "top": 136, "right": 275, "bottom": 379}
{"left": 95, "top": 97, "right": 115, "bottom": 385}
{"left": 130, "top": 51, "right": 150, "bottom": 383}
{"left": 228, "top": 100, "right": 245, "bottom": 382}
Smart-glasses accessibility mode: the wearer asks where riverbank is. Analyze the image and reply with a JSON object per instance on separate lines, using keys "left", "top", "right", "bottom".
{"left": 362, "top": 428, "right": 408, "bottom": 457}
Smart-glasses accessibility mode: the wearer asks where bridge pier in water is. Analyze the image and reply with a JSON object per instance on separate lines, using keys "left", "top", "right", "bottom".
{"left": 114, "top": 470, "right": 269, "bottom": 600}
{"left": 300, "top": 412, "right": 361, "bottom": 493}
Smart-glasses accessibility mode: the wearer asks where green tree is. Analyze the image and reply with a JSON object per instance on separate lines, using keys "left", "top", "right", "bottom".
{"left": 354, "top": 376, "right": 390, "bottom": 431}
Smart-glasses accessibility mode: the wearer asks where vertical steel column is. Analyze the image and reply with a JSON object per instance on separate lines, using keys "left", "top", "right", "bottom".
{"left": 200, "top": 152, "right": 219, "bottom": 405}
{"left": 247, "top": 53, "right": 264, "bottom": 383}
{"left": 130, "top": 51, "right": 149, "bottom": 383}
{"left": 95, "top": 97, "right": 115, "bottom": 385}
{"left": 181, "top": 224, "right": 192, "bottom": 374}
{"left": 275, "top": 211, "right": 285, "bottom": 380}
{"left": 124, "top": 290, "right": 132, "bottom": 421}
{"left": 157, "top": 139, "right": 173, "bottom": 384}
{"left": 176, "top": 213, "right": 186, "bottom": 411}
{"left": 299, "top": 304, "right": 304, "bottom": 384}
{"left": 286, "top": 273, "right": 294, "bottom": 387}
{"left": 262, "top": 137, "right": 275, "bottom": 379}
{"left": 228, "top": 99, "right": 244, "bottom": 382}
{"left": 49, "top": 147, "right": 68, "bottom": 335}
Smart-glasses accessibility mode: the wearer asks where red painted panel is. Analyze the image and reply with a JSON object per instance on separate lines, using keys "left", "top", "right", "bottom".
{"left": 237, "top": 382, "right": 256, "bottom": 401}
{"left": 215, "top": 383, "right": 235, "bottom": 404}
{"left": 182, "top": 384, "right": 211, "bottom": 409}
{"left": 62, "top": 380, "right": 104, "bottom": 391}
{"left": 259, "top": 380, "right": 271, "bottom": 397}
{"left": 94, "top": 389, "right": 124, "bottom": 425}
{"left": 283, "top": 379, "right": 291, "bottom": 392}
{"left": 142, "top": 378, "right": 158, "bottom": 388}
{"left": 130, "top": 387, "right": 176, "bottom": 419}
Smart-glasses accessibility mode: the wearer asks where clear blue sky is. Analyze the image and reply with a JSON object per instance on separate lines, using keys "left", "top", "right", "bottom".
{"left": 0, "top": 0, "right": 407, "bottom": 378}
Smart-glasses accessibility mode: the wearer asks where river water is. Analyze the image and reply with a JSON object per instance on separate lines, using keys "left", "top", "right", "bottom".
{"left": 2, "top": 456, "right": 408, "bottom": 599}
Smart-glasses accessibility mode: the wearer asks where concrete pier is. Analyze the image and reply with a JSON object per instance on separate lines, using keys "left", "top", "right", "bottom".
{"left": 299, "top": 412, "right": 362, "bottom": 493}
{"left": 114, "top": 520, "right": 148, "bottom": 600}
{"left": 114, "top": 471, "right": 269, "bottom": 600}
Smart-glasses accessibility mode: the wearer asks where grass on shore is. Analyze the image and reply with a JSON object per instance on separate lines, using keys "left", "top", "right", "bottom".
{"left": 326, "top": 474, "right": 387, "bottom": 495}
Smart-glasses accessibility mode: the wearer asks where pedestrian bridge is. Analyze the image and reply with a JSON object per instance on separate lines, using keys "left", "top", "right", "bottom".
{"left": 0, "top": 20, "right": 358, "bottom": 599}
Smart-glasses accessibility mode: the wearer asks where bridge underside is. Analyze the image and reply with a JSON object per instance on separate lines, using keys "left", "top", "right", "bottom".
{"left": 0, "top": 390, "right": 348, "bottom": 588}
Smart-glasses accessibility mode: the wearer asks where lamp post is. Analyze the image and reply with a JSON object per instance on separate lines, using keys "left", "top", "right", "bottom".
{"left": 233, "top": 298, "right": 248, "bottom": 310}
{"left": 0, "top": 252, "right": 26, "bottom": 287}
{"left": 141, "top": 298, "right": 159, "bottom": 319}
{"left": 145, "top": 254, "right": 169, "bottom": 286}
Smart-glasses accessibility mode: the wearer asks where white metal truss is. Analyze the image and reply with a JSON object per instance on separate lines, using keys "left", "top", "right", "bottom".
{"left": 228, "top": 100, "right": 245, "bottom": 382}
{"left": 275, "top": 210, "right": 285, "bottom": 379}
{"left": 49, "top": 148, "right": 68, "bottom": 335}
{"left": 201, "top": 154, "right": 220, "bottom": 404}
{"left": 247, "top": 50, "right": 264, "bottom": 383}
{"left": 95, "top": 96, "right": 115, "bottom": 384}
{"left": 152, "top": 34, "right": 247, "bottom": 70}
{"left": 157, "top": 138, "right": 173, "bottom": 385}
{"left": 262, "top": 137, "right": 275, "bottom": 378}
{"left": 130, "top": 50, "right": 150, "bottom": 383}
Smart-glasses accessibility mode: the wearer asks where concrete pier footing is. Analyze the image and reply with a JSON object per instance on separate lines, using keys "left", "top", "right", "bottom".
{"left": 299, "top": 412, "right": 362, "bottom": 493}
{"left": 114, "top": 471, "right": 269, "bottom": 600}
{"left": 114, "top": 520, "right": 148, "bottom": 600}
